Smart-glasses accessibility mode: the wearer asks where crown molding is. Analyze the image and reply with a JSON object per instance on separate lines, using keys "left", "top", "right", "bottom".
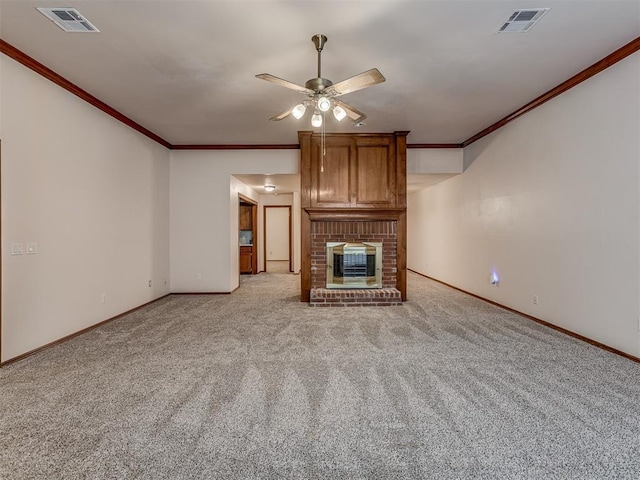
{"left": 0, "top": 39, "right": 172, "bottom": 149}
{"left": 462, "top": 35, "right": 640, "bottom": 147}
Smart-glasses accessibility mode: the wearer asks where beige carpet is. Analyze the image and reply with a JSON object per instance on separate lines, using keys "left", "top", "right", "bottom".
{"left": 1, "top": 272, "right": 640, "bottom": 479}
{"left": 266, "top": 260, "right": 291, "bottom": 274}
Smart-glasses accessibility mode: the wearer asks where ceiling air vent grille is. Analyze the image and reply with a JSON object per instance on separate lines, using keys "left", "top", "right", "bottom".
{"left": 496, "top": 8, "right": 549, "bottom": 33}
{"left": 37, "top": 7, "right": 99, "bottom": 33}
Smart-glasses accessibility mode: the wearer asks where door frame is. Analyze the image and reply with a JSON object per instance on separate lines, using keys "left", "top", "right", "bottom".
{"left": 263, "top": 205, "right": 292, "bottom": 273}
{"left": 239, "top": 194, "right": 258, "bottom": 275}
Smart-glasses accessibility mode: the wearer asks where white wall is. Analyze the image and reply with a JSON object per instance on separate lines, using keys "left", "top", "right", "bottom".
{"left": 1, "top": 56, "right": 171, "bottom": 362}
{"left": 170, "top": 150, "right": 298, "bottom": 293}
{"left": 407, "top": 148, "right": 463, "bottom": 174}
{"left": 408, "top": 53, "right": 640, "bottom": 356}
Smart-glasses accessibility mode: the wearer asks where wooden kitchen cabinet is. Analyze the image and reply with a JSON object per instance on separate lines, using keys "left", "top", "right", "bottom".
{"left": 239, "top": 204, "right": 252, "bottom": 230}
{"left": 240, "top": 246, "right": 253, "bottom": 274}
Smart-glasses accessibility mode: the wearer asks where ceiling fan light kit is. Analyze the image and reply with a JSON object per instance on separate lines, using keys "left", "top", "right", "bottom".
{"left": 317, "top": 96, "right": 331, "bottom": 112}
{"left": 333, "top": 105, "right": 347, "bottom": 121}
{"left": 256, "top": 34, "right": 385, "bottom": 128}
{"left": 311, "top": 112, "right": 323, "bottom": 128}
{"left": 292, "top": 103, "right": 306, "bottom": 119}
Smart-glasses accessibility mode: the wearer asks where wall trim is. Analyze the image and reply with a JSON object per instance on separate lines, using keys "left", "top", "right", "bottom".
{"left": 408, "top": 270, "right": 640, "bottom": 364}
{"left": 0, "top": 294, "right": 172, "bottom": 367}
{"left": 462, "top": 35, "right": 640, "bottom": 147}
{"left": 0, "top": 40, "right": 172, "bottom": 149}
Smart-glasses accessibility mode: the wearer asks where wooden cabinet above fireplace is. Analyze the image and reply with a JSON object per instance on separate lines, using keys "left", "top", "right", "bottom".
{"left": 300, "top": 132, "right": 406, "bottom": 209}
{"left": 299, "top": 131, "right": 409, "bottom": 302}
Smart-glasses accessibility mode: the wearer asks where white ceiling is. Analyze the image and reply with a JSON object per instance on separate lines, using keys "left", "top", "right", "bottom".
{"left": 2, "top": 0, "right": 639, "bottom": 148}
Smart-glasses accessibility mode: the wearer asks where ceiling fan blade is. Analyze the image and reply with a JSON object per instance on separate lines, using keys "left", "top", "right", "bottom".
{"left": 255, "top": 73, "right": 314, "bottom": 94}
{"left": 269, "top": 106, "right": 294, "bottom": 121}
{"left": 330, "top": 68, "right": 385, "bottom": 96}
{"left": 334, "top": 99, "right": 367, "bottom": 122}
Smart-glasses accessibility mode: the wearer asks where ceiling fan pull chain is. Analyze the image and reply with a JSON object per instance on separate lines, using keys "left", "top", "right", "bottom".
{"left": 322, "top": 111, "right": 327, "bottom": 166}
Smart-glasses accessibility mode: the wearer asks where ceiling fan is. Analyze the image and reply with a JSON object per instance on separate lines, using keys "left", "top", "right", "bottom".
{"left": 256, "top": 34, "right": 385, "bottom": 128}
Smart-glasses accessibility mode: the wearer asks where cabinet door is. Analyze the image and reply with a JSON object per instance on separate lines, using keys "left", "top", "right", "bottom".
{"left": 311, "top": 137, "right": 351, "bottom": 207}
{"left": 354, "top": 138, "right": 396, "bottom": 207}
{"left": 309, "top": 135, "right": 396, "bottom": 208}
{"left": 239, "top": 205, "right": 252, "bottom": 230}
{"left": 240, "top": 251, "right": 252, "bottom": 273}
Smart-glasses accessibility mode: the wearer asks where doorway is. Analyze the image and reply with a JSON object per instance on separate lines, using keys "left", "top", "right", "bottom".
{"left": 239, "top": 195, "right": 257, "bottom": 275}
{"left": 264, "top": 206, "right": 292, "bottom": 273}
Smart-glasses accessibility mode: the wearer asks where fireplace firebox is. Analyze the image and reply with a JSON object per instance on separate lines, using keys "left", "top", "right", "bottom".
{"left": 326, "top": 242, "right": 382, "bottom": 289}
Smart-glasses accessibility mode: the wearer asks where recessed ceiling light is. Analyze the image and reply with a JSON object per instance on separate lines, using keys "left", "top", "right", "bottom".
{"left": 37, "top": 7, "right": 99, "bottom": 33}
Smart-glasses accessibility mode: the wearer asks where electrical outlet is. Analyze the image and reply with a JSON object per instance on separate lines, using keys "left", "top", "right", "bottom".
{"left": 196, "top": 273, "right": 202, "bottom": 280}
{"left": 533, "top": 295, "right": 539, "bottom": 305}
{"left": 101, "top": 293, "right": 107, "bottom": 303}
{"left": 148, "top": 280, "right": 152, "bottom": 287}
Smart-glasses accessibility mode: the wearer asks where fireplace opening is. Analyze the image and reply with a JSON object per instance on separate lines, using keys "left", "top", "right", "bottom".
{"left": 326, "top": 242, "right": 382, "bottom": 289}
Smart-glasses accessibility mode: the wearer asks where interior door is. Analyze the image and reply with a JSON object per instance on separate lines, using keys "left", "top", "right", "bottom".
{"left": 264, "top": 206, "right": 291, "bottom": 272}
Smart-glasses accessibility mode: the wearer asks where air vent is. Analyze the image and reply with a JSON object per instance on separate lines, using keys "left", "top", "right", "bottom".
{"left": 496, "top": 8, "right": 549, "bottom": 33}
{"left": 37, "top": 7, "right": 99, "bottom": 33}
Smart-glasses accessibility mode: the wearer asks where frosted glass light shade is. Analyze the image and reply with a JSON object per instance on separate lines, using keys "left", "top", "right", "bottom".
{"left": 292, "top": 103, "right": 306, "bottom": 119}
{"left": 317, "top": 96, "right": 331, "bottom": 112}
{"left": 333, "top": 105, "right": 347, "bottom": 121}
{"left": 311, "top": 112, "right": 322, "bottom": 128}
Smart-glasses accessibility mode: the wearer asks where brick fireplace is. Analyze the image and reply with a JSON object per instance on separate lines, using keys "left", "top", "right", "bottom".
{"left": 309, "top": 220, "right": 401, "bottom": 306}
{"left": 299, "top": 131, "right": 408, "bottom": 306}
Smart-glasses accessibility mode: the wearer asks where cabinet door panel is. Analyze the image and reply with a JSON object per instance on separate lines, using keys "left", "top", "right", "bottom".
{"left": 239, "top": 205, "right": 252, "bottom": 230}
{"left": 240, "top": 246, "right": 252, "bottom": 274}
{"left": 312, "top": 141, "right": 351, "bottom": 207}
{"left": 354, "top": 144, "right": 394, "bottom": 206}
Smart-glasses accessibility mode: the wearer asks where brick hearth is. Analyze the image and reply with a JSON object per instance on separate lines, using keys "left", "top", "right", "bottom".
{"left": 310, "top": 287, "right": 402, "bottom": 307}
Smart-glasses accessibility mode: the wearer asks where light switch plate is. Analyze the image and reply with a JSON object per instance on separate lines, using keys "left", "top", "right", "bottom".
{"left": 27, "top": 242, "right": 38, "bottom": 254}
{"left": 11, "top": 243, "right": 23, "bottom": 255}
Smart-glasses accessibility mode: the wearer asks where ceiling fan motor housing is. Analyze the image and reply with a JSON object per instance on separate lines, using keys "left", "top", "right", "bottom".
{"left": 305, "top": 77, "right": 333, "bottom": 91}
